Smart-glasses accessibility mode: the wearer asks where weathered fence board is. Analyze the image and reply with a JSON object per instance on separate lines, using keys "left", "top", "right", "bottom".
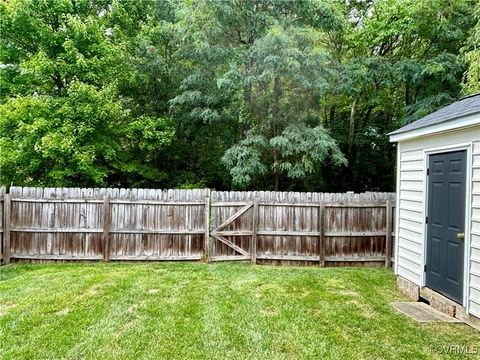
{"left": 210, "top": 191, "right": 396, "bottom": 266}
{"left": 7, "top": 187, "right": 209, "bottom": 262}
{"left": 0, "top": 187, "right": 6, "bottom": 263}
{"left": 3, "top": 187, "right": 395, "bottom": 267}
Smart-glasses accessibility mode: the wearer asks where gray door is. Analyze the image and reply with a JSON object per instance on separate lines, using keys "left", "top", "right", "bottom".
{"left": 426, "top": 150, "right": 466, "bottom": 304}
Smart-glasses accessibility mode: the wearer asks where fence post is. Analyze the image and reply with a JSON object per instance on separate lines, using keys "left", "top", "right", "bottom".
{"left": 3, "top": 194, "right": 11, "bottom": 265}
{"left": 319, "top": 203, "right": 325, "bottom": 267}
{"left": 251, "top": 198, "right": 259, "bottom": 264}
{"left": 385, "top": 199, "right": 392, "bottom": 268}
{"left": 204, "top": 196, "right": 210, "bottom": 262}
{"left": 102, "top": 196, "right": 110, "bottom": 262}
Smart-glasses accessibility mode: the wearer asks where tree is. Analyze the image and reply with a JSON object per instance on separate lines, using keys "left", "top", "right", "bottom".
{"left": 0, "top": 0, "right": 477, "bottom": 191}
{"left": 319, "top": 0, "right": 475, "bottom": 191}
{"left": 463, "top": 3, "right": 480, "bottom": 94}
{"left": 221, "top": 25, "right": 347, "bottom": 190}
{"left": 172, "top": 1, "right": 347, "bottom": 190}
{"left": 0, "top": 0, "right": 174, "bottom": 187}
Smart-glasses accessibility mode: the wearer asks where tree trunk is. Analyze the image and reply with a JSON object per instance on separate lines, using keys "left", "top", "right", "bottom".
{"left": 272, "top": 75, "right": 281, "bottom": 122}
{"left": 273, "top": 150, "right": 280, "bottom": 191}
{"left": 349, "top": 96, "right": 359, "bottom": 150}
{"left": 242, "top": 44, "right": 255, "bottom": 135}
{"left": 272, "top": 75, "right": 281, "bottom": 191}
{"left": 243, "top": 54, "right": 253, "bottom": 106}
{"left": 329, "top": 105, "right": 335, "bottom": 129}
{"left": 405, "top": 82, "right": 410, "bottom": 106}
{"left": 362, "top": 105, "right": 374, "bottom": 129}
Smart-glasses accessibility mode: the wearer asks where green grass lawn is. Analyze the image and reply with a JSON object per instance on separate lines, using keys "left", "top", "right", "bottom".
{"left": 0, "top": 263, "right": 478, "bottom": 359}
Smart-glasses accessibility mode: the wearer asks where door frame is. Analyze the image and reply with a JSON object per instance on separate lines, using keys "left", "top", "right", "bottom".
{"left": 421, "top": 142, "right": 472, "bottom": 310}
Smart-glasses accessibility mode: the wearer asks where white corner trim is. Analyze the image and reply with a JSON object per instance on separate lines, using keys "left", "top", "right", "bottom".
{"left": 394, "top": 142, "right": 401, "bottom": 275}
{"left": 465, "top": 143, "right": 473, "bottom": 314}
{"left": 389, "top": 113, "right": 480, "bottom": 142}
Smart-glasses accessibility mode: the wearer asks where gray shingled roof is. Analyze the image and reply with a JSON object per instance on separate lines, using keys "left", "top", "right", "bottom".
{"left": 389, "top": 93, "right": 480, "bottom": 135}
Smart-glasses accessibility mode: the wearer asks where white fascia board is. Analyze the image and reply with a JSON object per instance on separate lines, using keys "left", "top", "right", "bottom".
{"left": 389, "top": 113, "right": 480, "bottom": 143}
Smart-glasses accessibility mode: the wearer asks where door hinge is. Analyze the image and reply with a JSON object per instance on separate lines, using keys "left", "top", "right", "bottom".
{"left": 427, "top": 168, "right": 429, "bottom": 176}
{"left": 425, "top": 216, "right": 428, "bottom": 224}
{"left": 424, "top": 264, "right": 427, "bottom": 272}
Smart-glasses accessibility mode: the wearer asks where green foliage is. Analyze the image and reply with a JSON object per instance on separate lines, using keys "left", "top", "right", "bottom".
{"left": 0, "top": 0, "right": 174, "bottom": 187}
{"left": 270, "top": 125, "right": 347, "bottom": 178}
{"left": 0, "top": 82, "right": 174, "bottom": 186}
{"left": 222, "top": 134, "right": 269, "bottom": 188}
{"left": 463, "top": 3, "right": 480, "bottom": 93}
{"left": 0, "top": 0, "right": 478, "bottom": 191}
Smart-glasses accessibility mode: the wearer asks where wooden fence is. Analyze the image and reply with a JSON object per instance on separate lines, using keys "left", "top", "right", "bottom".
{"left": 1, "top": 187, "right": 395, "bottom": 266}
{"left": 209, "top": 191, "right": 396, "bottom": 266}
{"left": 0, "top": 187, "right": 4, "bottom": 263}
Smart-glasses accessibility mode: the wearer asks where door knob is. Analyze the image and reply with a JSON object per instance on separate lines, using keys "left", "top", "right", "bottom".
{"left": 457, "top": 232, "right": 464, "bottom": 240}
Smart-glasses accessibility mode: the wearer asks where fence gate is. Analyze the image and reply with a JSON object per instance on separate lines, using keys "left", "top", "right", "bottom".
{"left": 209, "top": 199, "right": 258, "bottom": 262}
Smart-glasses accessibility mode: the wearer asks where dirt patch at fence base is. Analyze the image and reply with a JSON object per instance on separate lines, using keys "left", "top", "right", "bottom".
{"left": 0, "top": 301, "right": 17, "bottom": 316}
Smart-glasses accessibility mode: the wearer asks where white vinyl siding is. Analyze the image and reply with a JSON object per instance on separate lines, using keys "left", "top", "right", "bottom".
{"left": 395, "top": 121, "right": 480, "bottom": 317}
{"left": 397, "top": 148, "right": 424, "bottom": 284}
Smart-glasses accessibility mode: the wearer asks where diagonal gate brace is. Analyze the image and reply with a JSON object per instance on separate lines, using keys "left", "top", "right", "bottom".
{"left": 215, "top": 203, "right": 253, "bottom": 232}
{"left": 211, "top": 232, "right": 249, "bottom": 256}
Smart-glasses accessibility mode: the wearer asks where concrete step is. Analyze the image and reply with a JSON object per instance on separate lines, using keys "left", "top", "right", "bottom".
{"left": 420, "top": 287, "right": 457, "bottom": 317}
{"left": 420, "top": 287, "right": 480, "bottom": 331}
{"left": 392, "top": 302, "right": 463, "bottom": 323}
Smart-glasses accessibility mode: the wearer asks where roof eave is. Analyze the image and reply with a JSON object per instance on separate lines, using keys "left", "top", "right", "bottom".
{"left": 389, "top": 113, "right": 480, "bottom": 142}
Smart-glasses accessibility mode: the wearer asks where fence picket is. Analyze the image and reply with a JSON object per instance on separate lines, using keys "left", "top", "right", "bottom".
{"left": 2, "top": 187, "right": 395, "bottom": 266}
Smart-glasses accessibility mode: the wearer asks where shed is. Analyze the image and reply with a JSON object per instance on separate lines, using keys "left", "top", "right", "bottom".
{"left": 389, "top": 93, "right": 480, "bottom": 322}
